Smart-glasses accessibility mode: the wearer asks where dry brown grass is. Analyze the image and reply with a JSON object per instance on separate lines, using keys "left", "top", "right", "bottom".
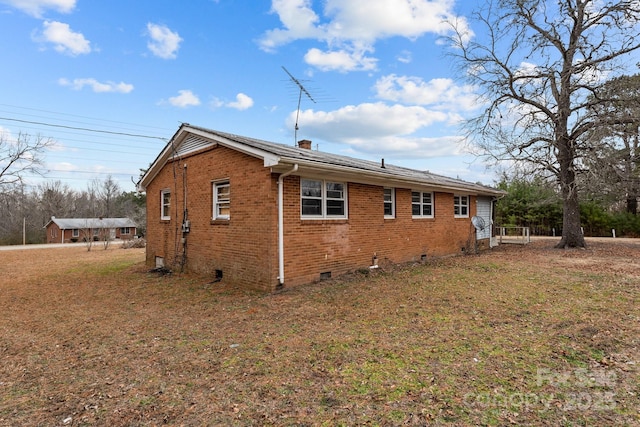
{"left": 0, "top": 240, "right": 638, "bottom": 426}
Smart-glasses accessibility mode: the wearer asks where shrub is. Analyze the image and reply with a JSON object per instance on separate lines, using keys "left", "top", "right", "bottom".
{"left": 122, "top": 238, "right": 146, "bottom": 249}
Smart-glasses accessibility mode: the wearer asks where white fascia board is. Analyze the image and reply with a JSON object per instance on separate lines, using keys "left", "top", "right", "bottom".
{"left": 139, "top": 126, "right": 282, "bottom": 191}
{"left": 273, "top": 157, "right": 503, "bottom": 196}
{"left": 138, "top": 145, "right": 172, "bottom": 191}
{"left": 184, "top": 127, "right": 282, "bottom": 167}
{"left": 138, "top": 128, "right": 190, "bottom": 191}
{"left": 201, "top": 133, "right": 277, "bottom": 162}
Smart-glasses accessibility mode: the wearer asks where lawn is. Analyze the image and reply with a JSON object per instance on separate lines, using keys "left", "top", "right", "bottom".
{"left": 0, "top": 239, "right": 638, "bottom": 426}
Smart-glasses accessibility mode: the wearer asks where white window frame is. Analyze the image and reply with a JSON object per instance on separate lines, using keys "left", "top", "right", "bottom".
{"left": 72, "top": 228, "right": 79, "bottom": 238}
{"left": 161, "top": 189, "right": 171, "bottom": 220}
{"left": 213, "top": 180, "right": 230, "bottom": 220}
{"left": 301, "top": 178, "right": 347, "bottom": 219}
{"left": 454, "top": 195, "right": 469, "bottom": 218}
{"left": 412, "top": 191, "right": 434, "bottom": 218}
{"left": 120, "top": 227, "right": 130, "bottom": 235}
{"left": 383, "top": 187, "right": 395, "bottom": 218}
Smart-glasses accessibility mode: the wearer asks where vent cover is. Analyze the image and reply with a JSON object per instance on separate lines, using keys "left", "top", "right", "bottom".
{"left": 173, "top": 134, "right": 214, "bottom": 158}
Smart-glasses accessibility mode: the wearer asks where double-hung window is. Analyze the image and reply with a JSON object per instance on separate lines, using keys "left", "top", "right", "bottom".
{"left": 301, "top": 179, "right": 347, "bottom": 218}
{"left": 412, "top": 191, "right": 434, "bottom": 218}
{"left": 454, "top": 195, "right": 469, "bottom": 218}
{"left": 72, "top": 229, "right": 79, "bottom": 238}
{"left": 161, "top": 189, "right": 171, "bottom": 220}
{"left": 384, "top": 188, "right": 395, "bottom": 218}
{"left": 120, "top": 227, "right": 130, "bottom": 235}
{"left": 213, "top": 181, "right": 230, "bottom": 220}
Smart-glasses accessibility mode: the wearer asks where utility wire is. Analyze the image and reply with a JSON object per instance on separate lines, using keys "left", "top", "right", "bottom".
{"left": 0, "top": 116, "right": 168, "bottom": 140}
{"left": 0, "top": 103, "right": 173, "bottom": 133}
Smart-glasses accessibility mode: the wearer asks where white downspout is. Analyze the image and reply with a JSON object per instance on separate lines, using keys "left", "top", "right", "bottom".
{"left": 277, "top": 164, "right": 298, "bottom": 286}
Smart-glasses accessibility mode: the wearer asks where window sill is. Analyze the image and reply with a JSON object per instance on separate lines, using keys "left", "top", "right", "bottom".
{"left": 412, "top": 216, "right": 435, "bottom": 220}
{"left": 301, "top": 219, "right": 348, "bottom": 225}
{"left": 210, "top": 219, "right": 230, "bottom": 225}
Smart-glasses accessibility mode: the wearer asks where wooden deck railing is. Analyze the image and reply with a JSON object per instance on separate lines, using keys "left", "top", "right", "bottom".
{"left": 495, "top": 226, "right": 531, "bottom": 245}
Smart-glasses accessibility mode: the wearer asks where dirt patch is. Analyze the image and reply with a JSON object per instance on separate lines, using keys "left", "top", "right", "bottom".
{"left": 0, "top": 240, "right": 638, "bottom": 426}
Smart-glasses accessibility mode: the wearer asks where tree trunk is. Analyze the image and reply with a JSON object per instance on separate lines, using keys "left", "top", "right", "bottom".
{"left": 627, "top": 196, "right": 638, "bottom": 215}
{"left": 555, "top": 141, "right": 586, "bottom": 248}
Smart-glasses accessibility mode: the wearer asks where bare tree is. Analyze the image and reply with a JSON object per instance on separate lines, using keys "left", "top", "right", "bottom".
{"left": 0, "top": 132, "right": 52, "bottom": 187}
{"left": 583, "top": 74, "right": 640, "bottom": 214}
{"left": 98, "top": 175, "right": 120, "bottom": 218}
{"left": 80, "top": 220, "right": 95, "bottom": 252}
{"left": 450, "top": 0, "right": 640, "bottom": 248}
{"left": 99, "top": 219, "right": 115, "bottom": 250}
{"left": 38, "top": 181, "right": 75, "bottom": 220}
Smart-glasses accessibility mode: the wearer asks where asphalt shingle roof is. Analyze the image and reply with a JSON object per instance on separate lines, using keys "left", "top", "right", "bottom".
{"left": 185, "top": 125, "right": 503, "bottom": 196}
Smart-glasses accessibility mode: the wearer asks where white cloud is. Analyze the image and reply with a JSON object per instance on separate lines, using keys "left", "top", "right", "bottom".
{"left": 51, "top": 161, "right": 76, "bottom": 172}
{"left": 282, "top": 101, "right": 470, "bottom": 158}
{"left": 37, "top": 20, "right": 91, "bottom": 56}
{"left": 226, "top": 93, "right": 254, "bottom": 110}
{"left": 0, "top": 126, "right": 14, "bottom": 142}
{"left": 374, "top": 74, "right": 480, "bottom": 111}
{"left": 321, "top": 0, "right": 462, "bottom": 42}
{"left": 211, "top": 93, "right": 255, "bottom": 110}
{"left": 259, "top": 0, "right": 472, "bottom": 71}
{"left": 167, "top": 90, "right": 201, "bottom": 108}
{"left": 259, "top": 0, "right": 323, "bottom": 52}
{"left": 58, "top": 78, "right": 134, "bottom": 93}
{"left": 397, "top": 50, "right": 412, "bottom": 64}
{"left": 304, "top": 47, "right": 377, "bottom": 72}
{"left": 290, "top": 102, "right": 447, "bottom": 139}
{"left": 146, "top": 23, "right": 182, "bottom": 59}
{"left": 350, "top": 134, "right": 464, "bottom": 159}
{"left": 0, "top": 0, "right": 75, "bottom": 18}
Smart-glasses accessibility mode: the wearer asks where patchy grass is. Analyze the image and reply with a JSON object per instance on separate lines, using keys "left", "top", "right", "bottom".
{"left": 0, "top": 239, "right": 638, "bottom": 426}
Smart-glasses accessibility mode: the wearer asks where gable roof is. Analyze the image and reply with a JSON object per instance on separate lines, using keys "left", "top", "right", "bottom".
{"left": 45, "top": 217, "right": 137, "bottom": 229}
{"left": 139, "top": 124, "right": 505, "bottom": 197}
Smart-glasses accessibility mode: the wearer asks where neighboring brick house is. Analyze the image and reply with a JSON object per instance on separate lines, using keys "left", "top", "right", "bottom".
{"left": 44, "top": 217, "right": 137, "bottom": 244}
{"left": 138, "top": 124, "right": 505, "bottom": 292}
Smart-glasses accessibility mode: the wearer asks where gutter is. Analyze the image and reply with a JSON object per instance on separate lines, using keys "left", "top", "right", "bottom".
{"left": 277, "top": 163, "right": 298, "bottom": 287}
{"left": 272, "top": 157, "right": 506, "bottom": 197}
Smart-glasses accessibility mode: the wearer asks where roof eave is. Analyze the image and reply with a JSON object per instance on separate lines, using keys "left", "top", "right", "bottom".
{"left": 272, "top": 157, "right": 504, "bottom": 196}
{"left": 138, "top": 125, "right": 280, "bottom": 191}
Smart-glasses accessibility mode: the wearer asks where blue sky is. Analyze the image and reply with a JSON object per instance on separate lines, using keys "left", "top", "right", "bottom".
{"left": 0, "top": 0, "right": 490, "bottom": 192}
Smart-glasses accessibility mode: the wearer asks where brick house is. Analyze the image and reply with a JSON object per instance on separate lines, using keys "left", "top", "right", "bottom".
{"left": 138, "top": 124, "right": 505, "bottom": 292}
{"left": 44, "top": 217, "right": 137, "bottom": 244}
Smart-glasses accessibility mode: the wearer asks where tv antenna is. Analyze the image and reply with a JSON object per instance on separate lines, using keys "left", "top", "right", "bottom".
{"left": 282, "top": 66, "right": 316, "bottom": 145}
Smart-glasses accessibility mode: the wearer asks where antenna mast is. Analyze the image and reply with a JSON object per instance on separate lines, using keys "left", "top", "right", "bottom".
{"left": 282, "top": 66, "right": 316, "bottom": 145}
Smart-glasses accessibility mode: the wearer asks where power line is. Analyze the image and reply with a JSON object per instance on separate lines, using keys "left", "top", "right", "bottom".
{"left": 0, "top": 116, "right": 168, "bottom": 140}
{"left": 0, "top": 120, "right": 166, "bottom": 144}
{"left": 0, "top": 103, "right": 173, "bottom": 133}
{"left": 47, "top": 155, "right": 149, "bottom": 165}
{"left": 45, "top": 168, "right": 137, "bottom": 176}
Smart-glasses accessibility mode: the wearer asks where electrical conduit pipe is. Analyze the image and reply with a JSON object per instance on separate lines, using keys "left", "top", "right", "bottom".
{"left": 277, "top": 164, "right": 298, "bottom": 286}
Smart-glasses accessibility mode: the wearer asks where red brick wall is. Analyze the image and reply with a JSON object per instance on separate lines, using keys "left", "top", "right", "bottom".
{"left": 145, "top": 145, "right": 279, "bottom": 291}
{"left": 281, "top": 179, "right": 478, "bottom": 287}
{"left": 115, "top": 228, "right": 136, "bottom": 240}
{"left": 46, "top": 226, "right": 136, "bottom": 243}
{"left": 145, "top": 146, "right": 481, "bottom": 291}
{"left": 46, "top": 223, "right": 62, "bottom": 243}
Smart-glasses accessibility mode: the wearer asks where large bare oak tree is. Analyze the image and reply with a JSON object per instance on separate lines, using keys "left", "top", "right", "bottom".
{"left": 451, "top": 0, "right": 640, "bottom": 248}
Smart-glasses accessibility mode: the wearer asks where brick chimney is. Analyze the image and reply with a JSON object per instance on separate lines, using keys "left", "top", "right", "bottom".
{"left": 298, "top": 139, "right": 312, "bottom": 150}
